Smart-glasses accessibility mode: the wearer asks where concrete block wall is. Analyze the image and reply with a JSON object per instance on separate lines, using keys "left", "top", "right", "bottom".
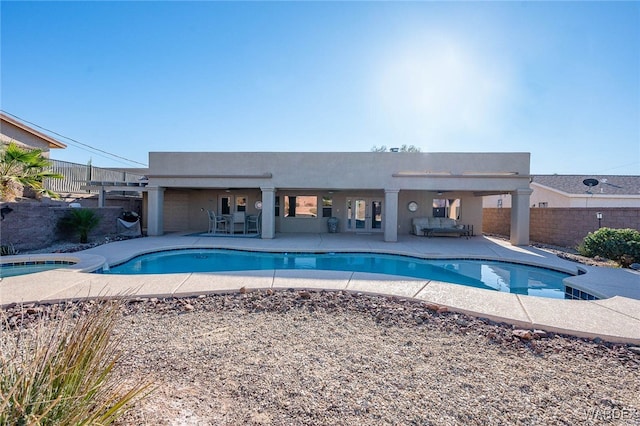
{"left": 0, "top": 202, "right": 125, "bottom": 251}
{"left": 482, "top": 208, "right": 511, "bottom": 237}
{"left": 484, "top": 207, "right": 640, "bottom": 248}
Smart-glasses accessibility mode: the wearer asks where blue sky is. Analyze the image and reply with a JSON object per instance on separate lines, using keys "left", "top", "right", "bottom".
{"left": 2, "top": 1, "right": 638, "bottom": 175}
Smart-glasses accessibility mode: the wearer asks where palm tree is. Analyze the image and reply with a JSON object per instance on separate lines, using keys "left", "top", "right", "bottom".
{"left": 0, "top": 142, "right": 63, "bottom": 201}
{"left": 60, "top": 208, "right": 101, "bottom": 243}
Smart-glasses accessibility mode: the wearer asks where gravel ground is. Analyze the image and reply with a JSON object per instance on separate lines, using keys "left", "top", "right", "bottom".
{"left": 9, "top": 237, "right": 637, "bottom": 424}
{"left": 4, "top": 291, "right": 639, "bottom": 425}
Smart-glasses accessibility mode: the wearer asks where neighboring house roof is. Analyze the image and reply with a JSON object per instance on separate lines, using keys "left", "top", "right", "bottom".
{"left": 532, "top": 175, "right": 640, "bottom": 196}
{"left": 0, "top": 112, "right": 67, "bottom": 149}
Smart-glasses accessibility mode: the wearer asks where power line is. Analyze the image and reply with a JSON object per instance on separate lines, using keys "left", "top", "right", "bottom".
{"left": 595, "top": 161, "right": 640, "bottom": 174}
{"left": 1, "top": 110, "right": 148, "bottom": 167}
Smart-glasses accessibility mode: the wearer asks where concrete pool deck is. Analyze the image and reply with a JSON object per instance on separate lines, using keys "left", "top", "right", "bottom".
{"left": 1, "top": 233, "right": 639, "bottom": 344}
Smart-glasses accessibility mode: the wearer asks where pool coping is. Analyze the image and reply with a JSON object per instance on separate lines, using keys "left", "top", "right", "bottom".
{"left": 1, "top": 234, "right": 639, "bottom": 345}
{"left": 1, "top": 253, "right": 107, "bottom": 274}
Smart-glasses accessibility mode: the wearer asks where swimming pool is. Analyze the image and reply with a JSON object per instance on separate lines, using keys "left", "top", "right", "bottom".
{"left": 1, "top": 261, "right": 74, "bottom": 278}
{"left": 103, "top": 249, "right": 572, "bottom": 299}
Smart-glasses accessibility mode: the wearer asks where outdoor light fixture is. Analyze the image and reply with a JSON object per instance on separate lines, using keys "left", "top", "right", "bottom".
{"left": 596, "top": 212, "right": 603, "bottom": 228}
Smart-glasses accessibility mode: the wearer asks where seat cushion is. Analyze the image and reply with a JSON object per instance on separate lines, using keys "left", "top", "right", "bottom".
{"left": 440, "top": 218, "right": 456, "bottom": 228}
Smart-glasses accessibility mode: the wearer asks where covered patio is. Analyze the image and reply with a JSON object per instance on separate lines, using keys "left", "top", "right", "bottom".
{"left": 142, "top": 152, "right": 534, "bottom": 245}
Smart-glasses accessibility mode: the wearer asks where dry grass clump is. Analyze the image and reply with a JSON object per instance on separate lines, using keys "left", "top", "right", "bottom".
{"left": 0, "top": 300, "right": 153, "bottom": 425}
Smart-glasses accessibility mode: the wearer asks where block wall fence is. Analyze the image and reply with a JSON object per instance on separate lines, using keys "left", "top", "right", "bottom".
{"left": 2, "top": 203, "right": 638, "bottom": 252}
{"left": 0, "top": 200, "right": 141, "bottom": 251}
{"left": 483, "top": 208, "right": 640, "bottom": 248}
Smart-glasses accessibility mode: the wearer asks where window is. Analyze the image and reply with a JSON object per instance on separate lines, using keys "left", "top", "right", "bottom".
{"left": 322, "top": 196, "right": 333, "bottom": 218}
{"left": 236, "top": 196, "right": 247, "bottom": 212}
{"left": 220, "top": 195, "right": 247, "bottom": 214}
{"left": 284, "top": 195, "right": 317, "bottom": 218}
{"left": 432, "top": 198, "right": 461, "bottom": 220}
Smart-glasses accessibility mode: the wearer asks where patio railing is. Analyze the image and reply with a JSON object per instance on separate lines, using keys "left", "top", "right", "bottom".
{"left": 44, "top": 159, "right": 146, "bottom": 195}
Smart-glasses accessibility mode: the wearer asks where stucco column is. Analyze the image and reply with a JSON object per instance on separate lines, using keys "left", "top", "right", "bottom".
{"left": 146, "top": 186, "right": 165, "bottom": 236}
{"left": 510, "top": 188, "right": 533, "bottom": 246}
{"left": 384, "top": 189, "right": 399, "bottom": 242}
{"left": 97, "top": 188, "right": 106, "bottom": 207}
{"left": 260, "top": 187, "right": 276, "bottom": 239}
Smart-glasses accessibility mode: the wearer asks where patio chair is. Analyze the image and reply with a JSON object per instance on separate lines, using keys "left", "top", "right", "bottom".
{"left": 246, "top": 211, "right": 262, "bottom": 234}
{"left": 230, "top": 211, "right": 246, "bottom": 234}
{"left": 207, "top": 209, "right": 227, "bottom": 234}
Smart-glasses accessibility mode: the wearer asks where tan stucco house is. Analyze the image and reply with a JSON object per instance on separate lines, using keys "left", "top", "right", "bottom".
{"left": 484, "top": 175, "right": 640, "bottom": 209}
{"left": 141, "top": 151, "right": 533, "bottom": 245}
{"left": 0, "top": 113, "right": 67, "bottom": 155}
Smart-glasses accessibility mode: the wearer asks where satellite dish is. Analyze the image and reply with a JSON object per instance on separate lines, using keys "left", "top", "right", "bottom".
{"left": 583, "top": 178, "right": 599, "bottom": 187}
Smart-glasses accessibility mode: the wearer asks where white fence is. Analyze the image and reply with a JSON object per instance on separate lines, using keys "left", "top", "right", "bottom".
{"left": 45, "top": 160, "right": 145, "bottom": 195}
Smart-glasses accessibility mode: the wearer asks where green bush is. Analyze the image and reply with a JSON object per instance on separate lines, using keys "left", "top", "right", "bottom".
{"left": 0, "top": 300, "right": 153, "bottom": 425}
{"left": 59, "top": 208, "right": 101, "bottom": 243}
{"left": 578, "top": 227, "right": 640, "bottom": 266}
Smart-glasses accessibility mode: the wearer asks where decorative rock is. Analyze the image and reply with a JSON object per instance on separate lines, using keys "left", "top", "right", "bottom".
{"left": 183, "top": 303, "right": 195, "bottom": 312}
{"left": 455, "top": 318, "right": 470, "bottom": 327}
{"left": 532, "top": 329, "right": 548, "bottom": 339}
{"left": 239, "top": 286, "right": 247, "bottom": 294}
{"left": 425, "top": 303, "right": 440, "bottom": 312}
{"left": 2, "top": 288, "right": 638, "bottom": 426}
{"left": 436, "top": 306, "right": 448, "bottom": 314}
{"left": 513, "top": 329, "right": 533, "bottom": 340}
{"left": 298, "top": 291, "right": 312, "bottom": 300}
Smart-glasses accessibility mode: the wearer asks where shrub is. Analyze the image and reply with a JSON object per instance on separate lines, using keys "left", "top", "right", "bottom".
{"left": 0, "top": 300, "right": 153, "bottom": 425}
{"left": 578, "top": 227, "right": 640, "bottom": 266}
{"left": 59, "top": 208, "right": 101, "bottom": 243}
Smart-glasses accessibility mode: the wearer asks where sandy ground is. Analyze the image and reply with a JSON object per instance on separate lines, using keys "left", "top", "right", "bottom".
{"left": 5, "top": 291, "right": 638, "bottom": 425}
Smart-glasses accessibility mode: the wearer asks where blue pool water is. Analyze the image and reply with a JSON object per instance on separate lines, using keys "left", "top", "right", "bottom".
{"left": 104, "top": 249, "right": 571, "bottom": 299}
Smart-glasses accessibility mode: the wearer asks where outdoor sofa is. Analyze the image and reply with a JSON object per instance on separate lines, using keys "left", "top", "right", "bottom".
{"left": 411, "top": 217, "right": 471, "bottom": 238}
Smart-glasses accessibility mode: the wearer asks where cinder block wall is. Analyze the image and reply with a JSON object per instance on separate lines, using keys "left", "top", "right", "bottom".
{"left": 0, "top": 202, "right": 125, "bottom": 251}
{"left": 483, "top": 208, "right": 640, "bottom": 248}
{"left": 482, "top": 208, "right": 511, "bottom": 237}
